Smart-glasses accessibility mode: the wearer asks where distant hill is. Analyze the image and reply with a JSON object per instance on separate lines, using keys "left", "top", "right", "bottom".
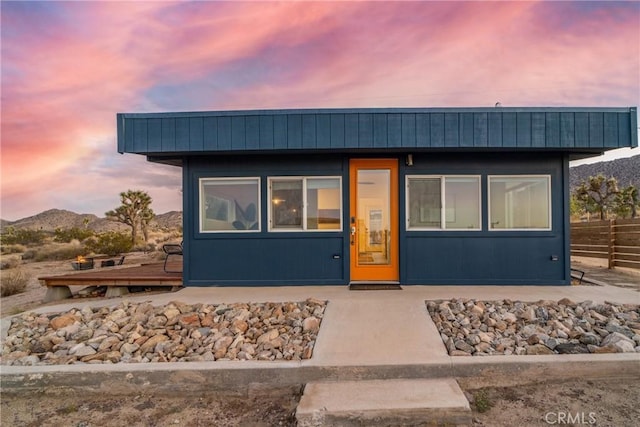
{"left": 570, "top": 155, "right": 640, "bottom": 191}
{"left": 1, "top": 209, "right": 182, "bottom": 233}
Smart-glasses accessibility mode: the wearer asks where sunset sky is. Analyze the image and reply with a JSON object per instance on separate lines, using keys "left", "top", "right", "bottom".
{"left": 1, "top": 1, "right": 639, "bottom": 221}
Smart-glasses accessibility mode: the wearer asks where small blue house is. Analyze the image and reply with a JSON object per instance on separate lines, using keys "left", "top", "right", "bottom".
{"left": 118, "top": 107, "right": 638, "bottom": 286}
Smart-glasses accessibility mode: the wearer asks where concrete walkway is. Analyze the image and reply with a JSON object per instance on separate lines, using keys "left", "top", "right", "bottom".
{"left": 2, "top": 272, "right": 639, "bottom": 425}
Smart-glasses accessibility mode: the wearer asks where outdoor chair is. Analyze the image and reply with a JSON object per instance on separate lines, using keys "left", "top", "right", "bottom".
{"left": 163, "top": 243, "right": 183, "bottom": 273}
{"left": 101, "top": 255, "right": 125, "bottom": 268}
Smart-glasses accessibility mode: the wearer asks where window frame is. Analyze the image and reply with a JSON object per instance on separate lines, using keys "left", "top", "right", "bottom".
{"left": 405, "top": 175, "right": 482, "bottom": 231}
{"left": 268, "top": 176, "right": 343, "bottom": 232}
{"left": 488, "top": 174, "right": 552, "bottom": 232}
{"left": 199, "top": 177, "right": 261, "bottom": 233}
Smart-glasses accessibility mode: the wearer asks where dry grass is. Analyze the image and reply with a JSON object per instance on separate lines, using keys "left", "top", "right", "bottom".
{"left": 1, "top": 268, "right": 31, "bottom": 297}
{"left": 21, "top": 242, "right": 85, "bottom": 262}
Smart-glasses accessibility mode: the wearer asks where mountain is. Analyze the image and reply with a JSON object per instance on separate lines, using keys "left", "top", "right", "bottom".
{"left": 1, "top": 209, "right": 182, "bottom": 233}
{"left": 570, "top": 155, "right": 640, "bottom": 191}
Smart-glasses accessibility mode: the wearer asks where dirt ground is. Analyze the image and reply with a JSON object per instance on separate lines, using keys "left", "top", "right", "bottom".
{"left": 2, "top": 256, "right": 639, "bottom": 426}
{"left": 2, "top": 379, "right": 639, "bottom": 426}
{"left": 468, "top": 378, "right": 640, "bottom": 427}
{"left": 0, "top": 389, "right": 301, "bottom": 427}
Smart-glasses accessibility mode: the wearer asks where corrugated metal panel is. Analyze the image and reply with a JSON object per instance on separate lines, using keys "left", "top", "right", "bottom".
{"left": 117, "top": 107, "right": 638, "bottom": 154}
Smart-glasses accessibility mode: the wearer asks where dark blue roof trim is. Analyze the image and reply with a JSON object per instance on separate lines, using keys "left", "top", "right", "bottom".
{"left": 118, "top": 107, "right": 638, "bottom": 155}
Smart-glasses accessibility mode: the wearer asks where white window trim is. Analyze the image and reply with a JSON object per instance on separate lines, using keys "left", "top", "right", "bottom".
{"left": 199, "top": 177, "right": 261, "bottom": 233}
{"left": 406, "top": 175, "right": 482, "bottom": 231}
{"left": 488, "top": 175, "right": 552, "bottom": 231}
{"left": 268, "top": 176, "right": 343, "bottom": 232}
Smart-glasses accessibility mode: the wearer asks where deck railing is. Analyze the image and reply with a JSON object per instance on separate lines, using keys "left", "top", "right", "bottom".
{"left": 570, "top": 218, "right": 640, "bottom": 270}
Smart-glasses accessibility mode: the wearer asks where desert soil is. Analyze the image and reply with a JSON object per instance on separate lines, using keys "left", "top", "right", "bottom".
{"left": 2, "top": 256, "right": 639, "bottom": 426}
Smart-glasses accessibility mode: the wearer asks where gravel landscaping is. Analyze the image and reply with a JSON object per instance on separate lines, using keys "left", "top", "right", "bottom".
{"left": 1, "top": 299, "right": 326, "bottom": 366}
{"left": 426, "top": 298, "right": 640, "bottom": 356}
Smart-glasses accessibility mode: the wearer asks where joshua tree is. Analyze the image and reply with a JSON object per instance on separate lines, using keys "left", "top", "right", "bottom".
{"left": 614, "top": 185, "right": 639, "bottom": 219}
{"left": 574, "top": 175, "right": 619, "bottom": 220}
{"left": 106, "top": 190, "right": 155, "bottom": 245}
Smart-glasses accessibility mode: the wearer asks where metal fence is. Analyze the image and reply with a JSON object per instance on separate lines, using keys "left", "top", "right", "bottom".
{"left": 571, "top": 218, "right": 640, "bottom": 269}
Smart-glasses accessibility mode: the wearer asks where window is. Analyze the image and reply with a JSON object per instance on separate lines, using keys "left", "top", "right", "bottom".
{"left": 407, "top": 176, "right": 481, "bottom": 230}
{"left": 270, "top": 177, "right": 342, "bottom": 231}
{"left": 200, "top": 178, "right": 260, "bottom": 232}
{"left": 489, "top": 175, "right": 551, "bottom": 230}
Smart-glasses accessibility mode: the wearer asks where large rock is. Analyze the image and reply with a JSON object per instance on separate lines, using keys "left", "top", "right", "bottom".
{"left": 50, "top": 314, "right": 77, "bottom": 330}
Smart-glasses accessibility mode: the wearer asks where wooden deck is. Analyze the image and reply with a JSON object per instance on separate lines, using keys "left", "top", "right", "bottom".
{"left": 39, "top": 263, "right": 183, "bottom": 288}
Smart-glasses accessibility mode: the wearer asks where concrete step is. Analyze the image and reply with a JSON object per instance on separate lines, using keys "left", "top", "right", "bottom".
{"left": 296, "top": 378, "right": 472, "bottom": 427}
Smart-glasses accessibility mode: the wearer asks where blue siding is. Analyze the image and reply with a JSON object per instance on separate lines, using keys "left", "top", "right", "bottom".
{"left": 181, "top": 152, "right": 572, "bottom": 286}
{"left": 287, "top": 114, "right": 302, "bottom": 149}
{"left": 430, "top": 113, "right": 444, "bottom": 148}
{"left": 416, "top": 113, "right": 430, "bottom": 147}
{"left": 388, "top": 114, "right": 402, "bottom": 148}
{"left": 203, "top": 117, "right": 218, "bottom": 151}
{"left": 330, "top": 114, "right": 345, "bottom": 148}
{"left": 259, "top": 116, "right": 274, "bottom": 149}
{"left": 473, "top": 113, "right": 488, "bottom": 147}
{"left": 344, "top": 114, "right": 359, "bottom": 148}
{"left": 245, "top": 116, "right": 260, "bottom": 150}
{"left": 217, "top": 117, "right": 232, "bottom": 150}
{"left": 118, "top": 107, "right": 637, "bottom": 155}
{"left": 373, "top": 114, "right": 387, "bottom": 148}
{"left": 502, "top": 113, "right": 517, "bottom": 147}
{"left": 161, "top": 118, "right": 175, "bottom": 151}
{"left": 358, "top": 114, "right": 373, "bottom": 148}
{"left": 302, "top": 115, "right": 317, "bottom": 148}
{"left": 175, "top": 118, "right": 190, "bottom": 151}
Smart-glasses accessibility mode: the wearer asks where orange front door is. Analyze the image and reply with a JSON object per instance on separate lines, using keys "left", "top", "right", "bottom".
{"left": 349, "top": 159, "right": 399, "bottom": 282}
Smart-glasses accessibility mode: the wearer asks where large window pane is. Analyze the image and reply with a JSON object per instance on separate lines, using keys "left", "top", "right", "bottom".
{"left": 269, "top": 177, "right": 342, "bottom": 231}
{"left": 408, "top": 178, "right": 441, "bottom": 228}
{"left": 307, "top": 178, "right": 341, "bottom": 230}
{"left": 407, "top": 176, "right": 480, "bottom": 230}
{"left": 271, "top": 180, "right": 303, "bottom": 229}
{"left": 445, "top": 177, "right": 481, "bottom": 229}
{"left": 200, "top": 178, "right": 260, "bottom": 232}
{"left": 489, "top": 176, "right": 550, "bottom": 230}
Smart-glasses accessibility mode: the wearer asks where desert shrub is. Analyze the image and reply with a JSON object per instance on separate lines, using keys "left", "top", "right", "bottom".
{"left": 37, "top": 244, "right": 85, "bottom": 261}
{"left": 0, "top": 244, "right": 26, "bottom": 255}
{"left": 0, "top": 256, "right": 20, "bottom": 270}
{"left": 473, "top": 390, "right": 493, "bottom": 413}
{"left": 53, "top": 227, "right": 94, "bottom": 243}
{"left": 21, "top": 242, "right": 85, "bottom": 262}
{"left": 85, "top": 231, "right": 133, "bottom": 256}
{"left": 134, "top": 242, "right": 157, "bottom": 253}
{"left": 1, "top": 268, "right": 31, "bottom": 296}
{"left": 1, "top": 227, "right": 48, "bottom": 246}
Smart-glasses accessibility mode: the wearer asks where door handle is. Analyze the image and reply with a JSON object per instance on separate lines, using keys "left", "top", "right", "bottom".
{"left": 350, "top": 226, "right": 356, "bottom": 245}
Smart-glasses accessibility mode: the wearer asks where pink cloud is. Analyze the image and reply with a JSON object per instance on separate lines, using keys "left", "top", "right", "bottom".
{"left": 1, "top": 1, "right": 638, "bottom": 220}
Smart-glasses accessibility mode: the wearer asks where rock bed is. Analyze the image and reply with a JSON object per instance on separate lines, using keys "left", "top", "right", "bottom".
{"left": 426, "top": 298, "right": 640, "bottom": 356}
{"left": 1, "top": 299, "right": 326, "bottom": 366}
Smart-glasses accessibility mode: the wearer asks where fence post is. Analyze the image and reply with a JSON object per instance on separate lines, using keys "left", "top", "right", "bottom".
{"left": 607, "top": 219, "right": 614, "bottom": 269}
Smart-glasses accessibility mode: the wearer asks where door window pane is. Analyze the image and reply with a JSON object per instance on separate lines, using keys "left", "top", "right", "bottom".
{"left": 489, "top": 176, "right": 551, "bottom": 230}
{"left": 357, "top": 170, "right": 391, "bottom": 264}
{"left": 200, "top": 178, "right": 260, "bottom": 232}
